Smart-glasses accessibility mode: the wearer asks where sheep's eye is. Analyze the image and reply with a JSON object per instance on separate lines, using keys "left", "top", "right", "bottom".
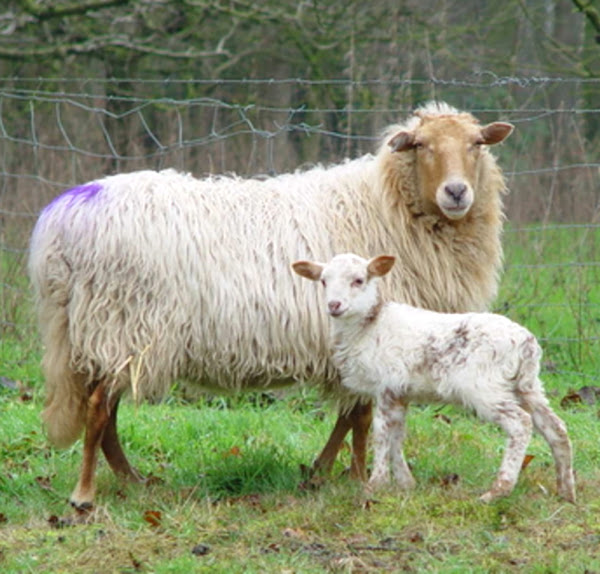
{"left": 320, "top": 278, "right": 326, "bottom": 287}
{"left": 352, "top": 278, "right": 364, "bottom": 287}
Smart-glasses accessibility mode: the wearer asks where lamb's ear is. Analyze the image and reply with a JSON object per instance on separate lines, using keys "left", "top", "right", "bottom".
{"left": 478, "top": 122, "right": 514, "bottom": 145}
{"left": 388, "top": 131, "right": 415, "bottom": 152}
{"left": 292, "top": 260, "right": 324, "bottom": 281}
{"left": 368, "top": 255, "right": 395, "bottom": 278}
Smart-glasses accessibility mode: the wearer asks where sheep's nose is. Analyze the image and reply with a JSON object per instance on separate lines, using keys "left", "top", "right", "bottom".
{"left": 445, "top": 182, "right": 467, "bottom": 202}
{"left": 328, "top": 300, "right": 342, "bottom": 316}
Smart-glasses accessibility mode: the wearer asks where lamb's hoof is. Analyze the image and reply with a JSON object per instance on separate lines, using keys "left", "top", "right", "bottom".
{"left": 558, "top": 487, "right": 576, "bottom": 504}
{"left": 395, "top": 477, "right": 417, "bottom": 491}
{"left": 479, "top": 489, "right": 510, "bottom": 503}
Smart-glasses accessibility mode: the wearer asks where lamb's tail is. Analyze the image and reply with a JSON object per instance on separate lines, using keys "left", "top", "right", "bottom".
{"left": 39, "top": 301, "right": 88, "bottom": 448}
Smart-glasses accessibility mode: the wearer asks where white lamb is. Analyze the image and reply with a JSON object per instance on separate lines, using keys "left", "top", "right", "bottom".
{"left": 292, "top": 253, "right": 576, "bottom": 503}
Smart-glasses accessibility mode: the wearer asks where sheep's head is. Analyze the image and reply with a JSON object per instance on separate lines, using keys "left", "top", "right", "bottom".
{"left": 388, "top": 111, "right": 513, "bottom": 220}
{"left": 292, "top": 254, "right": 395, "bottom": 321}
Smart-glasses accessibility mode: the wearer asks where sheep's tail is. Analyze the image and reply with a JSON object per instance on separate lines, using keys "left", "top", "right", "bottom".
{"left": 39, "top": 301, "right": 88, "bottom": 448}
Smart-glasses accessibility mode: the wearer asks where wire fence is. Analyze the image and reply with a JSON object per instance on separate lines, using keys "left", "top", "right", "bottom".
{"left": 1, "top": 76, "right": 599, "bottom": 384}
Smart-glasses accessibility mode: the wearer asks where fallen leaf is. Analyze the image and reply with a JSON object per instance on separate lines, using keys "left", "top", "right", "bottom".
{"left": 128, "top": 551, "right": 143, "bottom": 571}
{"left": 143, "top": 510, "right": 162, "bottom": 528}
{"left": 144, "top": 474, "right": 164, "bottom": 487}
{"left": 440, "top": 473, "right": 460, "bottom": 488}
{"left": 362, "top": 497, "right": 380, "bottom": 510}
{"left": 223, "top": 445, "right": 241, "bottom": 458}
{"left": 191, "top": 543, "right": 210, "bottom": 556}
{"left": 343, "top": 533, "right": 369, "bottom": 545}
{"left": 521, "top": 454, "right": 535, "bottom": 471}
{"left": 561, "top": 386, "right": 600, "bottom": 408}
{"left": 35, "top": 476, "right": 54, "bottom": 491}
{"left": 434, "top": 413, "right": 452, "bottom": 425}
{"left": 260, "top": 542, "right": 281, "bottom": 554}
{"left": 283, "top": 527, "right": 307, "bottom": 539}
{"left": 407, "top": 531, "right": 424, "bottom": 543}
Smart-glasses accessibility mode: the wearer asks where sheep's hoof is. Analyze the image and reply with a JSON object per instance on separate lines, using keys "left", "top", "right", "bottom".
{"left": 69, "top": 498, "right": 94, "bottom": 512}
{"left": 49, "top": 503, "right": 95, "bottom": 528}
{"left": 117, "top": 465, "right": 145, "bottom": 484}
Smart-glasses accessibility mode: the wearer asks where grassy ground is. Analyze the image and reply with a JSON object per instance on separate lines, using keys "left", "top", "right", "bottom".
{"left": 1, "top": 224, "right": 599, "bottom": 573}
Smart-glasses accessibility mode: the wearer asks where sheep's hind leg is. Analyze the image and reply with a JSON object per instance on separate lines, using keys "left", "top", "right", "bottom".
{"left": 70, "top": 381, "right": 117, "bottom": 510}
{"left": 521, "top": 389, "right": 576, "bottom": 503}
{"left": 479, "top": 402, "right": 532, "bottom": 503}
{"left": 101, "top": 394, "right": 144, "bottom": 484}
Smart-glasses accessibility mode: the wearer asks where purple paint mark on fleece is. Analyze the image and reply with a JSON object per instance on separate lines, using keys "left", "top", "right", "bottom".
{"left": 43, "top": 182, "right": 103, "bottom": 213}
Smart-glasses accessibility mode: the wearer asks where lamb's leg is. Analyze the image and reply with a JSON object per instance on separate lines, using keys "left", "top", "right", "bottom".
{"left": 479, "top": 402, "right": 532, "bottom": 503}
{"left": 521, "top": 389, "right": 576, "bottom": 503}
{"left": 311, "top": 401, "right": 371, "bottom": 481}
{"left": 388, "top": 400, "right": 415, "bottom": 490}
{"left": 101, "top": 394, "right": 144, "bottom": 483}
{"left": 70, "top": 381, "right": 114, "bottom": 510}
{"left": 368, "top": 392, "right": 415, "bottom": 491}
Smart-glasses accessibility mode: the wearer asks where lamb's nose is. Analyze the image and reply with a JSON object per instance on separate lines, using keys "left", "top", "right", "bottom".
{"left": 328, "top": 300, "right": 342, "bottom": 315}
{"left": 445, "top": 182, "right": 467, "bottom": 202}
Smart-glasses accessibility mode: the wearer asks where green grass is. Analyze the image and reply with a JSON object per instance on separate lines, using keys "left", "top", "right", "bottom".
{"left": 1, "top": 390, "right": 600, "bottom": 573}
{"left": 1, "top": 223, "right": 600, "bottom": 572}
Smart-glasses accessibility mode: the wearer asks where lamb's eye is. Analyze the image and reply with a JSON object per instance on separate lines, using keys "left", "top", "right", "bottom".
{"left": 352, "top": 278, "right": 364, "bottom": 287}
{"left": 320, "top": 278, "right": 326, "bottom": 287}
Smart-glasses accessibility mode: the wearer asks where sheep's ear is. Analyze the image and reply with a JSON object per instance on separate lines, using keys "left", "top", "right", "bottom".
{"left": 478, "top": 122, "right": 514, "bottom": 145}
{"left": 368, "top": 255, "right": 395, "bottom": 278}
{"left": 388, "top": 131, "right": 415, "bottom": 152}
{"left": 292, "top": 260, "right": 324, "bottom": 281}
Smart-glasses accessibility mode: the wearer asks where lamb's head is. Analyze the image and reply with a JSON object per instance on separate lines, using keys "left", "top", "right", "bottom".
{"left": 386, "top": 103, "right": 513, "bottom": 220}
{"left": 292, "top": 253, "right": 396, "bottom": 321}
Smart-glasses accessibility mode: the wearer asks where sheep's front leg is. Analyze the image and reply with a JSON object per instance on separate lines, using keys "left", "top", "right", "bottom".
{"left": 479, "top": 402, "right": 532, "bottom": 503}
{"left": 368, "top": 391, "right": 415, "bottom": 491}
{"left": 101, "top": 394, "right": 144, "bottom": 484}
{"left": 349, "top": 400, "right": 372, "bottom": 481}
{"left": 311, "top": 401, "right": 371, "bottom": 481}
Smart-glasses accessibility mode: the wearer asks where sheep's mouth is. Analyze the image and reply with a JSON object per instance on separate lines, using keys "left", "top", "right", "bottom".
{"left": 440, "top": 203, "right": 471, "bottom": 220}
{"left": 329, "top": 309, "right": 345, "bottom": 317}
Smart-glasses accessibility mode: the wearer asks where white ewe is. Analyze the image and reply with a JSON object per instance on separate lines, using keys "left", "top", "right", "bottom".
{"left": 29, "top": 101, "right": 513, "bottom": 509}
{"left": 292, "top": 253, "right": 576, "bottom": 503}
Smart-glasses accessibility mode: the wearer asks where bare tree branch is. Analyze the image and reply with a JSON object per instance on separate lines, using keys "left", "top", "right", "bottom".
{"left": 20, "top": 0, "right": 132, "bottom": 22}
{"left": 0, "top": 35, "right": 230, "bottom": 61}
{"left": 571, "top": 0, "right": 600, "bottom": 42}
